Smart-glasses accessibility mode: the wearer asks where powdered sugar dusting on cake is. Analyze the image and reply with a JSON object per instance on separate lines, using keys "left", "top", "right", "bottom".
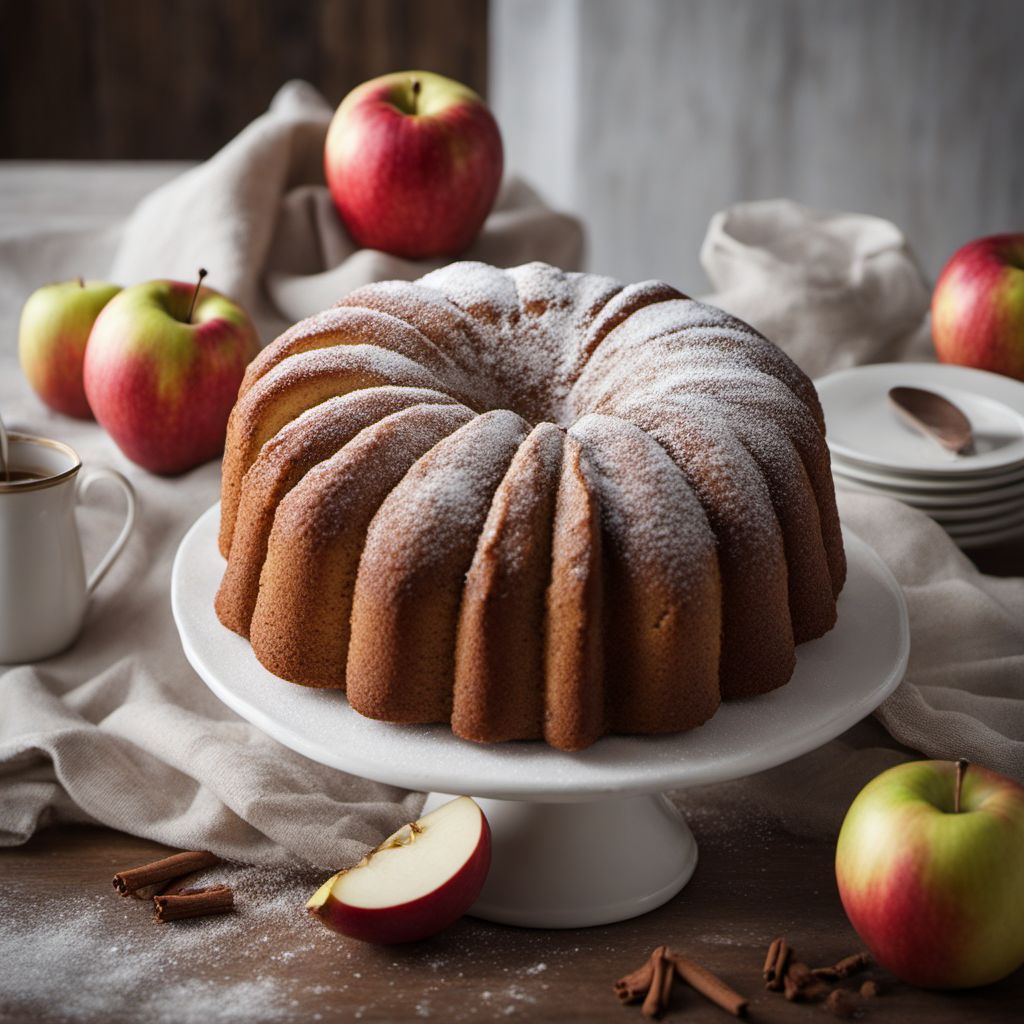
{"left": 219, "top": 260, "right": 850, "bottom": 740}
{"left": 364, "top": 410, "right": 532, "bottom": 561}
{"left": 407, "top": 263, "right": 634, "bottom": 427}
{"left": 471, "top": 421, "right": 565, "bottom": 574}
{"left": 256, "top": 344, "right": 441, "bottom": 401}
{"left": 286, "top": 403, "right": 478, "bottom": 542}
{"left": 571, "top": 414, "right": 715, "bottom": 584}
{"left": 265, "top": 387, "right": 459, "bottom": 460}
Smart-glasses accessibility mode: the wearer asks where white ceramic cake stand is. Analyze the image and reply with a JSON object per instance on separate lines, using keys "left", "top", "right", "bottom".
{"left": 172, "top": 505, "right": 909, "bottom": 929}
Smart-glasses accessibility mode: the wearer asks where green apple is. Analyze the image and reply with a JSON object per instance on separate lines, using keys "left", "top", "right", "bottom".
{"left": 325, "top": 70, "right": 503, "bottom": 259}
{"left": 19, "top": 278, "right": 122, "bottom": 419}
{"left": 83, "top": 271, "right": 259, "bottom": 475}
{"left": 836, "top": 759, "right": 1024, "bottom": 988}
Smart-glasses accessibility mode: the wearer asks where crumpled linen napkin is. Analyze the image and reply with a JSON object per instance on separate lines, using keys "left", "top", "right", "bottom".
{"left": 701, "top": 198, "right": 935, "bottom": 379}
{"left": 109, "top": 79, "right": 582, "bottom": 340}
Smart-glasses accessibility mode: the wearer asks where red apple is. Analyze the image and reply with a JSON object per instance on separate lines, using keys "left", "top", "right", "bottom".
{"left": 307, "top": 796, "right": 491, "bottom": 944}
{"left": 836, "top": 759, "right": 1024, "bottom": 989}
{"left": 932, "top": 234, "right": 1024, "bottom": 381}
{"left": 19, "top": 278, "right": 122, "bottom": 419}
{"left": 324, "top": 70, "right": 503, "bottom": 259}
{"left": 83, "top": 271, "right": 259, "bottom": 475}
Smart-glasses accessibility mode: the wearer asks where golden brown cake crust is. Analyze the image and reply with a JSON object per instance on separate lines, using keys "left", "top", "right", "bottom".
{"left": 452, "top": 421, "right": 565, "bottom": 743}
{"left": 250, "top": 402, "right": 476, "bottom": 689}
{"left": 542, "top": 435, "right": 605, "bottom": 751}
{"left": 345, "top": 410, "right": 531, "bottom": 724}
{"left": 215, "top": 386, "right": 458, "bottom": 638}
{"left": 217, "top": 261, "right": 847, "bottom": 750}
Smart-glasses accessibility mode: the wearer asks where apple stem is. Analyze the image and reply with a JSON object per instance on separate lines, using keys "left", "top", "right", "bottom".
{"left": 188, "top": 268, "right": 208, "bottom": 324}
{"left": 954, "top": 758, "right": 968, "bottom": 813}
{"left": 410, "top": 77, "right": 421, "bottom": 113}
{"left": 76, "top": 276, "right": 84, "bottom": 288}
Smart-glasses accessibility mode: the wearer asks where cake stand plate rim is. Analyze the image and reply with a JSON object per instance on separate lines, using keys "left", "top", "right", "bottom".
{"left": 172, "top": 504, "right": 909, "bottom": 801}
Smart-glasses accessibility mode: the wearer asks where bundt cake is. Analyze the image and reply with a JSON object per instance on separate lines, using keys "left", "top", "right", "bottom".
{"left": 216, "top": 261, "right": 846, "bottom": 751}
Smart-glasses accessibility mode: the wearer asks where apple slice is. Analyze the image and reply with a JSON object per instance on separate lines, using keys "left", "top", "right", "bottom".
{"left": 307, "top": 796, "right": 491, "bottom": 943}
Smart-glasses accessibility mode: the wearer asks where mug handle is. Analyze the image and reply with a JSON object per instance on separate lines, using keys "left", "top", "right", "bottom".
{"left": 77, "top": 467, "right": 137, "bottom": 595}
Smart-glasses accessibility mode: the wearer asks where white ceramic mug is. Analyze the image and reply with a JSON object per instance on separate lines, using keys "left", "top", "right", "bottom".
{"left": 0, "top": 433, "right": 136, "bottom": 663}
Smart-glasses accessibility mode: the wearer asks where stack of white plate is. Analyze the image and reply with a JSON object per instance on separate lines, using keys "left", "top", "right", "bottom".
{"left": 817, "top": 363, "right": 1024, "bottom": 551}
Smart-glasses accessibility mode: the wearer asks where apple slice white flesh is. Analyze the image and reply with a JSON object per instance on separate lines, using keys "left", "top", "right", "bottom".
{"left": 307, "top": 795, "right": 491, "bottom": 944}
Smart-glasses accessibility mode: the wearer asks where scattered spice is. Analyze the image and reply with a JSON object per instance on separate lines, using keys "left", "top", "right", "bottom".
{"left": 812, "top": 965, "right": 840, "bottom": 982}
{"left": 783, "top": 961, "right": 828, "bottom": 1002}
{"left": 619, "top": 940, "right": 879, "bottom": 1020}
{"left": 826, "top": 988, "right": 860, "bottom": 1018}
{"left": 833, "top": 951, "right": 872, "bottom": 978}
{"left": 153, "top": 884, "right": 235, "bottom": 923}
{"left": 113, "top": 851, "right": 222, "bottom": 896}
{"left": 614, "top": 947, "right": 748, "bottom": 1019}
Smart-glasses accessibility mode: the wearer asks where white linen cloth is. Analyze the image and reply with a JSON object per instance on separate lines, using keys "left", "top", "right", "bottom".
{"left": 701, "top": 198, "right": 935, "bottom": 378}
{"left": 1, "top": 107, "right": 1021, "bottom": 865}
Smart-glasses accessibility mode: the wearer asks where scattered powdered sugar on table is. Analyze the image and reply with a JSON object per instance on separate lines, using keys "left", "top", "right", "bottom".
{"left": 0, "top": 864, "right": 331, "bottom": 1024}
{"left": 0, "top": 859, "right": 576, "bottom": 1022}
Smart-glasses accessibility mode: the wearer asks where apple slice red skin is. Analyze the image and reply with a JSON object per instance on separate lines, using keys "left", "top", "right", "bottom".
{"left": 311, "top": 817, "right": 491, "bottom": 944}
{"left": 836, "top": 760, "right": 1024, "bottom": 989}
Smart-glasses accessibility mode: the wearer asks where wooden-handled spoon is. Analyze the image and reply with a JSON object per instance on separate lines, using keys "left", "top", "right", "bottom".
{"left": 888, "top": 386, "right": 974, "bottom": 456}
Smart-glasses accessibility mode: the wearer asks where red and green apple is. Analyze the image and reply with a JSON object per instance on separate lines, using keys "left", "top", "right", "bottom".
{"left": 307, "top": 795, "right": 491, "bottom": 944}
{"left": 19, "top": 278, "right": 122, "bottom": 419}
{"left": 83, "top": 271, "right": 259, "bottom": 475}
{"left": 836, "top": 759, "right": 1024, "bottom": 989}
{"left": 932, "top": 234, "right": 1024, "bottom": 381}
{"left": 324, "top": 70, "right": 503, "bottom": 259}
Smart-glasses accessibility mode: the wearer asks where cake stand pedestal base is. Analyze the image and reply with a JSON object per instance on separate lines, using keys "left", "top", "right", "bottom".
{"left": 422, "top": 792, "right": 697, "bottom": 928}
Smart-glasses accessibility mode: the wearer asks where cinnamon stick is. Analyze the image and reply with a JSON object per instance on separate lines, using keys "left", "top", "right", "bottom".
{"left": 763, "top": 936, "right": 791, "bottom": 991}
{"left": 860, "top": 978, "right": 881, "bottom": 998}
{"left": 668, "top": 951, "right": 748, "bottom": 1018}
{"left": 642, "top": 947, "right": 669, "bottom": 1019}
{"left": 113, "top": 850, "right": 222, "bottom": 896}
{"left": 153, "top": 884, "right": 234, "bottom": 922}
{"left": 614, "top": 950, "right": 659, "bottom": 1004}
{"left": 658, "top": 952, "right": 674, "bottom": 1008}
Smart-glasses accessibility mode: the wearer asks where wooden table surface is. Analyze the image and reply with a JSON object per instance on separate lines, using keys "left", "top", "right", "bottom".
{"left": 2, "top": 819, "right": 1020, "bottom": 1023}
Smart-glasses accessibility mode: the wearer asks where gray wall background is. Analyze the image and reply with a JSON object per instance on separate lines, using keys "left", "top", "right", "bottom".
{"left": 491, "top": 0, "right": 1024, "bottom": 293}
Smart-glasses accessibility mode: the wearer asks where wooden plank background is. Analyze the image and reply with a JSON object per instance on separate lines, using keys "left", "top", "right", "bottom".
{"left": 0, "top": 0, "right": 488, "bottom": 159}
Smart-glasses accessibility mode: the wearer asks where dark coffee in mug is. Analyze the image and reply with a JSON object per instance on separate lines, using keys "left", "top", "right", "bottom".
{"left": 4, "top": 468, "right": 50, "bottom": 483}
